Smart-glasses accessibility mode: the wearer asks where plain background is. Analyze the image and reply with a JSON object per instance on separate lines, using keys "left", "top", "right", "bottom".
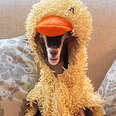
{"left": 0, "top": 0, "right": 116, "bottom": 90}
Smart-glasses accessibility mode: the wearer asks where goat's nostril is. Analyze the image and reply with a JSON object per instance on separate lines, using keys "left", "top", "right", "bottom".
{"left": 50, "top": 51, "right": 57, "bottom": 56}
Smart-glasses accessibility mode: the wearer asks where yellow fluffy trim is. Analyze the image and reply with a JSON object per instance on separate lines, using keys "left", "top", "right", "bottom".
{"left": 25, "top": 0, "right": 104, "bottom": 116}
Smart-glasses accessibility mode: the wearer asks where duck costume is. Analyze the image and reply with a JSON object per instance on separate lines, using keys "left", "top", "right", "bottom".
{"left": 25, "top": 0, "right": 104, "bottom": 116}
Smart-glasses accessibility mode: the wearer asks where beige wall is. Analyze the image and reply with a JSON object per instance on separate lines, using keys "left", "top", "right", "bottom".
{"left": 0, "top": 0, "right": 116, "bottom": 89}
{"left": 84, "top": 0, "right": 116, "bottom": 89}
{"left": 0, "top": 0, "right": 39, "bottom": 39}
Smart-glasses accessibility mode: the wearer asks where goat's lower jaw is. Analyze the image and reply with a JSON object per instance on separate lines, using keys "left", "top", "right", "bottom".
{"left": 48, "top": 58, "right": 59, "bottom": 66}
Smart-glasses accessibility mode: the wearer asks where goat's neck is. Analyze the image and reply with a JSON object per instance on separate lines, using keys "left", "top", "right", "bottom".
{"left": 47, "top": 61, "right": 65, "bottom": 77}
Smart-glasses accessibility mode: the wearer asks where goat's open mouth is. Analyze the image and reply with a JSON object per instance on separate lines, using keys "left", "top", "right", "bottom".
{"left": 50, "top": 58, "right": 58, "bottom": 62}
{"left": 49, "top": 57, "right": 59, "bottom": 65}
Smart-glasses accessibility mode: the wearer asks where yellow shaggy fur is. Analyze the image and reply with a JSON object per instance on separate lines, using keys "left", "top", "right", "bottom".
{"left": 25, "top": 0, "right": 104, "bottom": 115}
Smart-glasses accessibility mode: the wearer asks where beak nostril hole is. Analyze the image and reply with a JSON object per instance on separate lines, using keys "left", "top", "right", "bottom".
{"left": 68, "top": 7, "right": 75, "bottom": 14}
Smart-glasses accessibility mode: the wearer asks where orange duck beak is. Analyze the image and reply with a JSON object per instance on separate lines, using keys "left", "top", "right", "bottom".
{"left": 35, "top": 16, "right": 73, "bottom": 37}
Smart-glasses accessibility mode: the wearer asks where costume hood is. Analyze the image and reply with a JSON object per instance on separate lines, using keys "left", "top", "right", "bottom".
{"left": 25, "top": 0, "right": 104, "bottom": 116}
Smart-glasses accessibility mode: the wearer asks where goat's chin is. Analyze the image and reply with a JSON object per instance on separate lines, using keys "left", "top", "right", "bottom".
{"left": 48, "top": 57, "right": 60, "bottom": 66}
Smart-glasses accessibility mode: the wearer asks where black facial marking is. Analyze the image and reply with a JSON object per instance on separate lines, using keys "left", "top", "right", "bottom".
{"left": 46, "top": 35, "right": 63, "bottom": 48}
{"left": 61, "top": 38, "right": 69, "bottom": 69}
